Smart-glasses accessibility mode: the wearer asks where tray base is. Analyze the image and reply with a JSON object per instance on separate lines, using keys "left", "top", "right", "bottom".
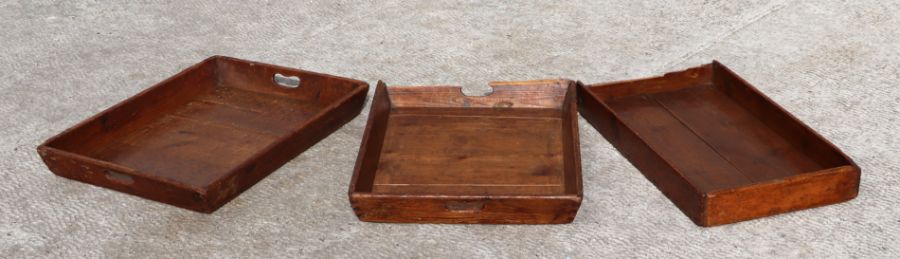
{"left": 90, "top": 87, "right": 321, "bottom": 187}
{"left": 373, "top": 109, "right": 566, "bottom": 196}
{"left": 607, "top": 84, "right": 824, "bottom": 192}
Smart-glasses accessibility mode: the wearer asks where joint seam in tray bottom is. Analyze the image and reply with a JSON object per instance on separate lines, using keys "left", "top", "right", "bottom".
{"left": 645, "top": 89, "right": 823, "bottom": 186}
{"left": 651, "top": 96, "right": 756, "bottom": 183}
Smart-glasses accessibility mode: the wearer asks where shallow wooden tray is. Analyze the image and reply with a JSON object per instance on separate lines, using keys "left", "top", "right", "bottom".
{"left": 38, "top": 56, "right": 368, "bottom": 213}
{"left": 349, "top": 80, "right": 582, "bottom": 224}
{"left": 579, "top": 61, "right": 860, "bottom": 226}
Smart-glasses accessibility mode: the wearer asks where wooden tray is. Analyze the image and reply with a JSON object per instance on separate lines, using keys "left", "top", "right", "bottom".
{"left": 579, "top": 61, "right": 860, "bottom": 226}
{"left": 349, "top": 80, "right": 582, "bottom": 224}
{"left": 37, "top": 56, "right": 368, "bottom": 213}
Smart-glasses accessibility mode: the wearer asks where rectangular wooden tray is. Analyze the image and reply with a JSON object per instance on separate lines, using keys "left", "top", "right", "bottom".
{"left": 349, "top": 80, "right": 582, "bottom": 224}
{"left": 37, "top": 56, "right": 369, "bottom": 213}
{"left": 579, "top": 61, "right": 860, "bottom": 226}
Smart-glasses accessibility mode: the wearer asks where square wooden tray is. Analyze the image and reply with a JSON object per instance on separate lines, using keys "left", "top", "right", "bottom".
{"left": 37, "top": 56, "right": 368, "bottom": 213}
{"left": 349, "top": 80, "right": 582, "bottom": 224}
{"left": 579, "top": 61, "right": 860, "bottom": 226}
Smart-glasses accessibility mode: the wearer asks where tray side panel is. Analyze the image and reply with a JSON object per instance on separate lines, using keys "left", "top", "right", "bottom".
{"left": 561, "top": 82, "right": 583, "bottom": 196}
{"left": 350, "top": 82, "right": 392, "bottom": 193}
{"left": 37, "top": 147, "right": 207, "bottom": 211}
{"left": 705, "top": 165, "right": 860, "bottom": 226}
{"left": 217, "top": 56, "right": 364, "bottom": 104}
{"left": 586, "top": 65, "right": 713, "bottom": 100}
{"left": 578, "top": 84, "right": 706, "bottom": 225}
{"left": 387, "top": 80, "right": 568, "bottom": 109}
{"left": 351, "top": 195, "right": 581, "bottom": 224}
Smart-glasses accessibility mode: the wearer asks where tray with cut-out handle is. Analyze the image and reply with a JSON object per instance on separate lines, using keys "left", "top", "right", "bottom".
{"left": 349, "top": 79, "right": 582, "bottom": 224}
{"left": 37, "top": 56, "right": 368, "bottom": 213}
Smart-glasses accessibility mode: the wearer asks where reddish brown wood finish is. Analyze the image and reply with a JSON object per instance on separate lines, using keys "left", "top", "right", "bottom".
{"left": 579, "top": 61, "right": 860, "bottom": 226}
{"left": 350, "top": 80, "right": 582, "bottom": 224}
{"left": 37, "top": 56, "right": 368, "bottom": 213}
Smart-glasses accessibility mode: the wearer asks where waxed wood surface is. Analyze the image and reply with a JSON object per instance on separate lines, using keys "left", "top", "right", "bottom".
{"left": 350, "top": 80, "right": 582, "bottom": 224}
{"left": 38, "top": 56, "right": 369, "bottom": 212}
{"left": 580, "top": 62, "right": 860, "bottom": 226}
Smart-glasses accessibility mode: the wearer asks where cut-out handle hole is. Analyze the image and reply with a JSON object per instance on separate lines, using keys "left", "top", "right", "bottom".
{"left": 273, "top": 73, "right": 301, "bottom": 88}
{"left": 104, "top": 170, "right": 134, "bottom": 185}
{"left": 493, "top": 101, "right": 514, "bottom": 108}
{"left": 445, "top": 200, "right": 485, "bottom": 213}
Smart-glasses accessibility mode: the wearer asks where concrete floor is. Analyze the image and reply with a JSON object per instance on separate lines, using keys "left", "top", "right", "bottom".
{"left": 2, "top": 1, "right": 898, "bottom": 257}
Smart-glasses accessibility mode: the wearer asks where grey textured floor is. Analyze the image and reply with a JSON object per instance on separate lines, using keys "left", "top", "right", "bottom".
{"left": 2, "top": 1, "right": 898, "bottom": 258}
